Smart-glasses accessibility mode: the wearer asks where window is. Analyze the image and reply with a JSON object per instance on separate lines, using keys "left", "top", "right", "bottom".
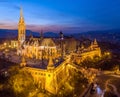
{"left": 48, "top": 74, "right": 50, "bottom": 77}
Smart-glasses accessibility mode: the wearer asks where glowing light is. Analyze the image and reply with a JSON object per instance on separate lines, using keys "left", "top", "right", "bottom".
{"left": 4, "top": 42, "right": 7, "bottom": 46}
{"left": 96, "top": 86, "right": 102, "bottom": 95}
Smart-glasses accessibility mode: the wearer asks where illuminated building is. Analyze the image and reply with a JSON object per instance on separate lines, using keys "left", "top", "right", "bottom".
{"left": 22, "top": 56, "right": 70, "bottom": 94}
{"left": 17, "top": 8, "right": 61, "bottom": 60}
{"left": 16, "top": 8, "right": 78, "bottom": 60}
{"left": 71, "top": 39, "right": 101, "bottom": 64}
{"left": 17, "top": 9, "right": 74, "bottom": 94}
{"left": 3, "top": 8, "right": 102, "bottom": 94}
{"left": 17, "top": 8, "right": 26, "bottom": 55}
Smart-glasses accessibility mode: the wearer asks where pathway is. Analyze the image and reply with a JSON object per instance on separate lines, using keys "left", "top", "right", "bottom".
{"left": 108, "top": 83, "right": 120, "bottom": 97}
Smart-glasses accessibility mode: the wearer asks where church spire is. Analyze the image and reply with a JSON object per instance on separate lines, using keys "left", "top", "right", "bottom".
{"left": 17, "top": 7, "right": 26, "bottom": 55}
{"left": 93, "top": 39, "right": 98, "bottom": 45}
{"left": 19, "top": 7, "right": 24, "bottom": 23}
{"left": 92, "top": 39, "right": 98, "bottom": 48}
{"left": 30, "top": 32, "right": 33, "bottom": 39}
{"left": 20, "top": 7, "right": 23, "bottom": 18}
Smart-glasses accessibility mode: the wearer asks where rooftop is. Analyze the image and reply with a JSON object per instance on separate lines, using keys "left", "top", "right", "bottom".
{"left": 26, "top": 58, "right": 64, "bottom": 69}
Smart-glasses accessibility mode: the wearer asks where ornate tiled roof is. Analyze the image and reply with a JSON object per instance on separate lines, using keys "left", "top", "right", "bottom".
{"left": 24, "top": 37, "right": 56, "bottom": 47}
{"left": 41, "top": 38, "right": 55, "bottom": 46}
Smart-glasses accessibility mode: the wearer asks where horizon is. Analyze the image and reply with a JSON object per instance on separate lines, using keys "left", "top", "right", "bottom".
{"left": 0, "top": 0, "right": 120, "bottom": 33}
{"left": 1, "top": 28, "right": 120, "bottom": 34}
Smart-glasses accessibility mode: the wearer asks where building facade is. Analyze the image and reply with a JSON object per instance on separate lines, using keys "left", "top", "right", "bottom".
{"left": 17, "top": 8, "right": 102, "bottom": 94}
{"left": 20, "top": 55, "right": 70, "bottom": 94}
{"left": 71, "top": 39, "right": 101, "bottom": 64}
{"left": 17, "top": 8, "right": 62, "bottom": 60}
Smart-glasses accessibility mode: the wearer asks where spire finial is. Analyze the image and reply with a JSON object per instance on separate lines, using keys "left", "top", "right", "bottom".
{"left": 30, "top": 32, "right": 33, "bottom": 39}
{"left": 20, "top": 6, "right": 23, "bottom": 17}
{"left": 94, "top": 38, "right": 97, "bottom": 45}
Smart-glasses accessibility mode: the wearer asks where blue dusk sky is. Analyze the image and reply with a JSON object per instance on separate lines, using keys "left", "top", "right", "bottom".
{"left": 0, "top": 0, "right": 120, "bottom": 33}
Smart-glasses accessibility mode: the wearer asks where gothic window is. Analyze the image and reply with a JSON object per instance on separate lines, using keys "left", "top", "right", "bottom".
{"left": 48, "top": 74, "right": 50, "bottom": 77}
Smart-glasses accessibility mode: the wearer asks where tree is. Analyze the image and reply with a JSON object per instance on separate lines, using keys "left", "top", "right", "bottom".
{"left": 8, "top": 66, "right": 37, "bottom": 97}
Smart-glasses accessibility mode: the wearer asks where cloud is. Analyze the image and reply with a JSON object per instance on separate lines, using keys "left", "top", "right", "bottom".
{"left": 26, "top": 24, "right": 93, "bottom": 33}
{"left": 0, "top": 21, "right": 114, "bottom": 34}
{"left": 0, "top": 23, "right": 5, "bottom": 25}
{"left": 0, "top": 22, "right": 17, "bottom": 29}
{"left": 0, "top": 22, "right": 100, "bottom": 33}
{"left": 26, "top": 24, "right": 61, "bottom": 32}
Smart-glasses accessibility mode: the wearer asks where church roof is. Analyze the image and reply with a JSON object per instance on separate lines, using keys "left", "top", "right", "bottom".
{"left": 41, "top": 38, "right": 55, "bottom": 46}
{"left": 24, "top": 37, "right": 56, "bottom": 47}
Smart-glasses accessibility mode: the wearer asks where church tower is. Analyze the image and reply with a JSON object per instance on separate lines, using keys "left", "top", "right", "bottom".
{"left": 17, "top": 7, "right": 26, "bottom": 55}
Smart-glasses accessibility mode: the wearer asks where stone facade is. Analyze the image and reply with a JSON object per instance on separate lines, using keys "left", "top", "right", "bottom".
{"left": 71, "top": 39, "right": 101, "bottom": 64}
{"left": 22, "top": 58, "right": 70, "bottom": 94}
{"left": 17, "top": 8, "right": 61, "bottom": 60}
{"left": 17, "top": 8, "right": 102, "bottom": 94}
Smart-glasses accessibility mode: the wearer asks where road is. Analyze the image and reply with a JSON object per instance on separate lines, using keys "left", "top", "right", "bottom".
{"left": 82, "top": 71, "right": 120, "bottom": 97}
